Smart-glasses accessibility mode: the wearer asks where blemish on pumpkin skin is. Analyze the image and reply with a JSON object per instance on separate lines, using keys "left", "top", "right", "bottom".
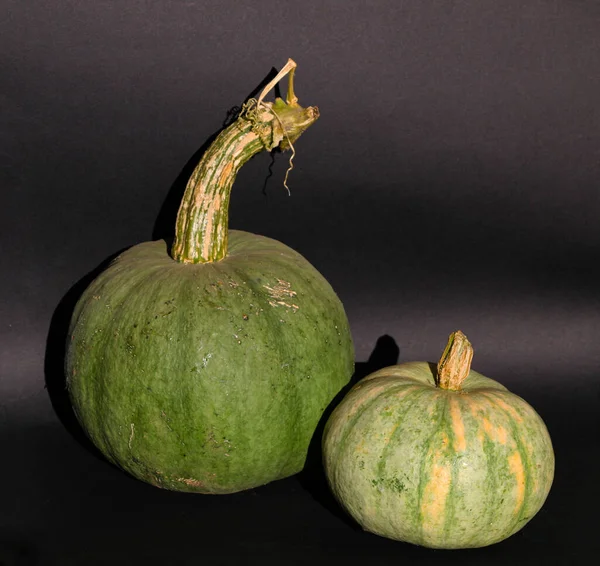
{"left": 177, "top": 477, "right": 205, "bottom": 488}
{"left": 128, "top": 423, "right": 135, "bottom": 449}
{"left": 355, "top": 439, "right": 370, "bottom": 455}
{"left": 264, "top": 279, "right": 299, "bottom": 311}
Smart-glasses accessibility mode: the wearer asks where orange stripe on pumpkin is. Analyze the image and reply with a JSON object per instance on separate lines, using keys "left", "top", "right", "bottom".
{"left": 450, "top": 396, "right": 466, "bottom": 452}
{"left": 462, "top": 395, "right": 510, "bottom": 446}
{"left": 463, "top": 394, "right": 482, "bottom": 418}
{"left": 420, "top": 434, "right": 452, "bottom": 539}
{"left": 496, "top": 425, "right": 508, "bottom": 445}
{"left": 481, "top": 391, "right": 524, "bottom": 423}
{"left": 508, "top": 451, "right": 526, "bottom": 515}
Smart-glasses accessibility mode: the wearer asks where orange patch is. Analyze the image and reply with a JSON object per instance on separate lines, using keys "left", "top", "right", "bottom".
{"left": 420, "top": 436, "right": 452, "bottom": 538}
{"left": 482, "top": 392, "right": 524, "bottom": 423}
{"left": 463, "top": 395, "right": 482, "bottom": 418}
{"left": 177, "top": 477, "right": 205, "bottom": 488}
{"left": 482, "top": 416, "right": 494, "bottom": 438}
{"left": 496, "top": 426, "right": 508, "bottom": 445}
{"left": 508, "top": 451, "right": 526, "bottom": 515}
{"left": 450, "top": 396, "right": 466, "bottom": 452}
{"left": 355, "top": 439, "right": 370, "bottom": 455}
{"left": 463, "top": 395, "right": 511, "bottom": 446}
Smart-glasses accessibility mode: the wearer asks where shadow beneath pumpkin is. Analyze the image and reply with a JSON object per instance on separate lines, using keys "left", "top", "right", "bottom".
{"left": 44, "top": 248, "right": 129, "bottom": 462}
{"left": 298, "top": 335, "right": 400, "bottom": 527}
{"left": 0, "top": 534, "right": 38, "bottom": 566}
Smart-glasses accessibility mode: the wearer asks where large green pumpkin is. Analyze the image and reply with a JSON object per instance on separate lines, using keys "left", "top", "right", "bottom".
{"left": 323, "top": 332, "right": 554, "bottom": 548}
{"left": 67, "top": 60, "right": 354, "bottom": 494}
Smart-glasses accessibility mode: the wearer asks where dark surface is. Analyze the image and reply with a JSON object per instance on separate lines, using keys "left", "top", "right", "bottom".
{"left": 2, "top": 1, "right": 600, "bottom": 564}
{"left": 1, "top": 365, "right": 597, "bottom": 565}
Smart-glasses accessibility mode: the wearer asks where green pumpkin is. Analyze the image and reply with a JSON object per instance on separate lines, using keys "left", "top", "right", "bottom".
{"left": 323, "top": 332, "right": 554, "bottom": 549}
{"left": 67, "top": 60, "right": 354, "bottom": 494}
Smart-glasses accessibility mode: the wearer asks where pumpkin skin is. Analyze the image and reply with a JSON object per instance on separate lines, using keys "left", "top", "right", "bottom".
{"left": 323, "top": 344, "right": 554, "bottom": 548}
{"left": 67, "top": 231, "right": 353, "bottom": 493}
{"left": 66, "top": 60, "right": 354, "bottom": 494}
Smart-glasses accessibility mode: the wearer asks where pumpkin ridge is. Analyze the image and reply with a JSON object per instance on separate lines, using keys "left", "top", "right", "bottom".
{"left": 88, "top": 265, "right": 182, "bottom": 459}
{"left": 479, "top": 432, "right": 500, "bottom": 544}
{"left": 440, "top": 396, "right": 461, "bottom": 543}
{"left": 334, "top": 383, "right": 416, "bottom": 470}
{"left": 67, "top": 263, "right": 156, "bottom": 440}
{"left": 374, "top": 387, "right": 431, "bottom": 491}
{"left": 416, "top": 397, "right": 450, "bottom": 545}
{"left": 372, "top": 387, "right": 434, "bottom": 528}
{"left": 478, "top": 390, "right": 525, "bottom": 423}
{"left": 377, "top": 390, "right": 428, "bottom": 475}
{"left": 465, "top": 393, "right": 524, "bottom": 546}
{"left": 472, "top": 393, "right": 526, "bottom": 546}
{"left": 480, "top": 393, "right": 534, "bottom": 532}
{"left": 459, "top": 396, "right": 498, "bottom": 546}
{"left": 326, "top": 383, "right": 401, "bottom": 492}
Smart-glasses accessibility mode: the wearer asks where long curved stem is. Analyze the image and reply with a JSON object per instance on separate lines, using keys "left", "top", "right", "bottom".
{"left": 171, "top": 59, "right": 319, "bottom": 264}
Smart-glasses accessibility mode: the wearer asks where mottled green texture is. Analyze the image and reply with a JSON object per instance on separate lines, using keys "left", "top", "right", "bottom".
{"left": 67, "top": 231, "right": 354, "bottom": 494}
{"left": 322, "top": 362, "right": 554, "bottom": 549}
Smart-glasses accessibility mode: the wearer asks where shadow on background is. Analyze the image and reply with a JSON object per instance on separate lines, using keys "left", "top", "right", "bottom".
{"left": 298, "top": 334, "right": 400, "bottom": 527}
{"left": 43, "top": 249, "right": 128, "bottom": 462}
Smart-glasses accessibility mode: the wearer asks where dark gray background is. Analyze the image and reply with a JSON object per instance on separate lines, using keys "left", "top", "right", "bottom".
{"left": 2, "top": 1, "right": 599, "bottom": 564}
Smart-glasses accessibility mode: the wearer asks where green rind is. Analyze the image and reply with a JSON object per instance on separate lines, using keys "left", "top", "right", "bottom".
{"left": 322, "top": 362, "right": 554, "bottom": 549}
{"left": 67, "top": 230, "right": 354, "bottom": 493}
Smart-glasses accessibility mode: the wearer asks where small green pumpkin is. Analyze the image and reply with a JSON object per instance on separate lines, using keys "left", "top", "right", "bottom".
{"left": 67, "top": 60, "right": 354, "bottom": 494}
{"left": 323, "top": 331, "right": 554, "bottom": 549}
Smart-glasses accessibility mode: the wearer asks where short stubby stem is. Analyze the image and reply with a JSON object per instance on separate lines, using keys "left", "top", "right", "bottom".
{"left": 171, "top": 59, "right": 319, "bottom": 264}
{"left": 436, "top": 331, "right": 474, "bottom": 391}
